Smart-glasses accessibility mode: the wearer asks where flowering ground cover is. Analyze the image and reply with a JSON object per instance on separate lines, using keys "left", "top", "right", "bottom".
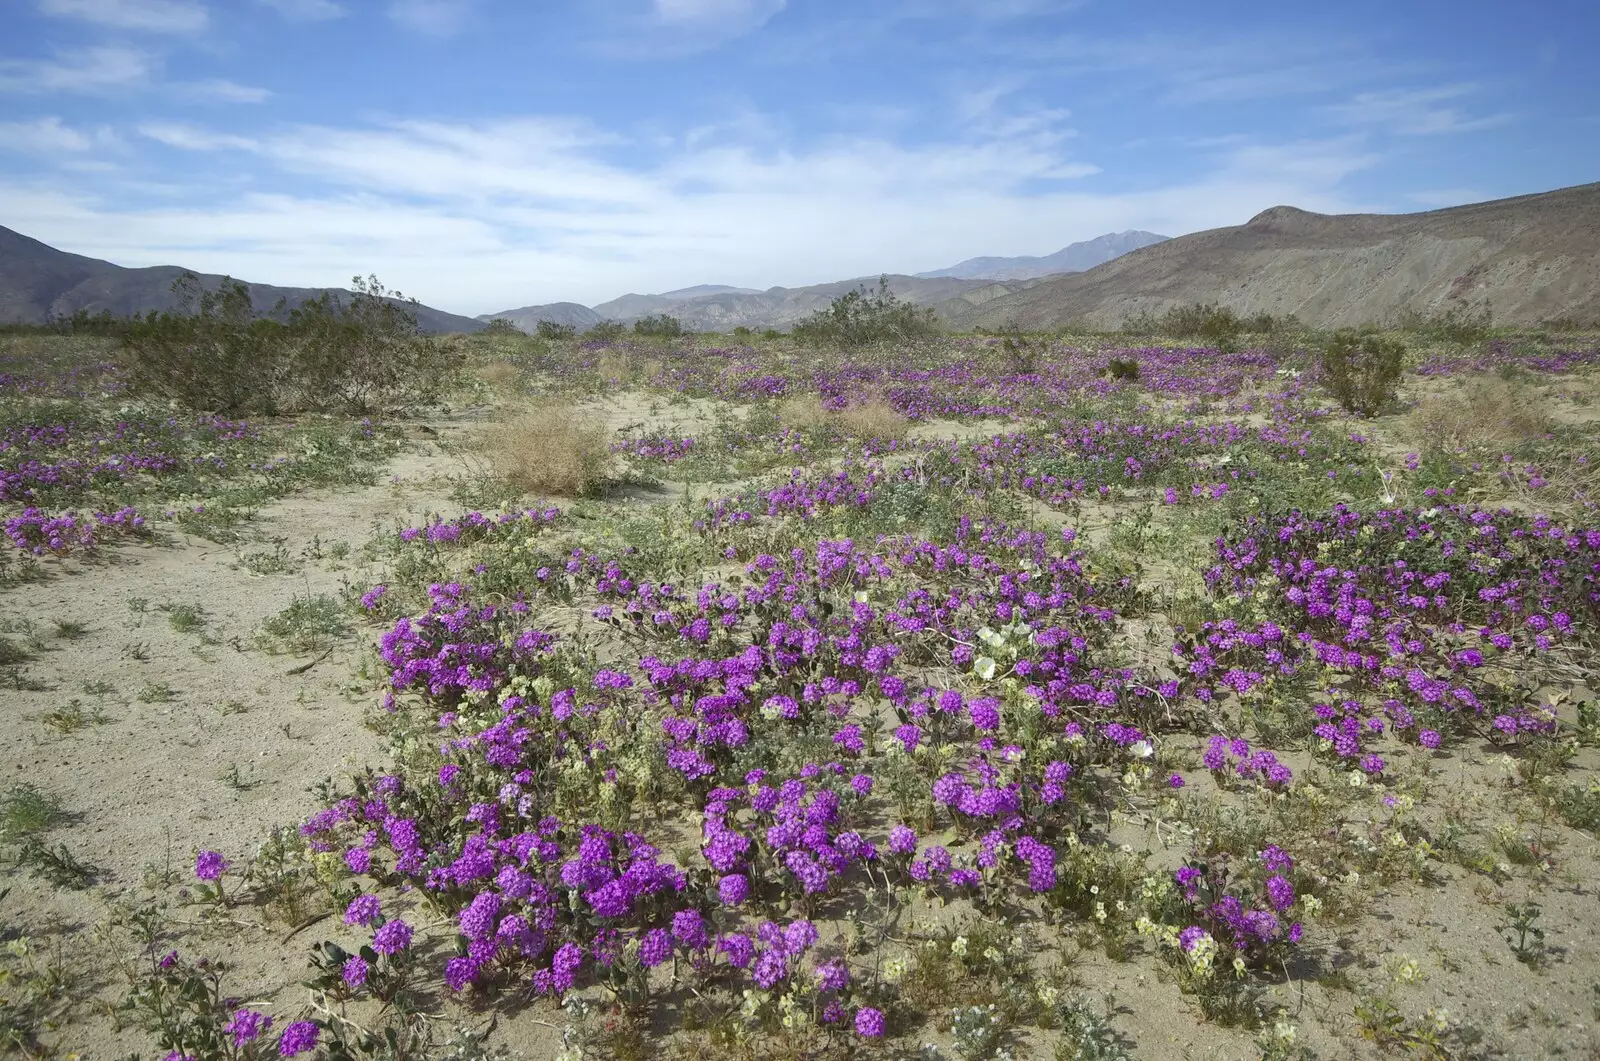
{"left": 1, "top": 329, "right": 1598, "bottom": 1060}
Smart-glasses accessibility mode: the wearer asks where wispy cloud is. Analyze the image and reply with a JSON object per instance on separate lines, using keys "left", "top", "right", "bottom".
{"left": 173, "top": 78, "right": 272, "bottom": 103}
{"left": 387, "top": 0, "right": 474, "bottom": 35}
{"left": 257, "top": 0, "right": 344, "bottom": 20}
{"left": 6, "top": 110, "right": 1376, "bottom": 312}
{"left": 0, "top": 116, "right": 97, "bottom": 154}
{"left": 1322, "top": 85, "right": 1512, "bottom": 135}
{"left": 654, "top": 0, "right": 784, "bottom": 24}
{"left": 138, "top": 121, "right": 260, "bottom": 150}
{"left": 0, "top": 46, "right": 155, "bottom": 94}
{"left": 37, "top": 0, "right": 209, "bottom": 34}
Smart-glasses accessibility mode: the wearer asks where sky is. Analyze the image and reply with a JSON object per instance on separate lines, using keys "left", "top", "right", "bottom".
{"left": 1, "top": 0, "right": 1596, "bottom": 316}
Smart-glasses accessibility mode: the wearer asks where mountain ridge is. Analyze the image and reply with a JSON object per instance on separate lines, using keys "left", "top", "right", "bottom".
{"left": 914, "top": 230, "right": 1169, "bottom": 281}
{"left": 942, "top": 182, "right": 1600, "bottom": 331}
{"left": 0, "top": 225, "right": 488, "bottom": 335}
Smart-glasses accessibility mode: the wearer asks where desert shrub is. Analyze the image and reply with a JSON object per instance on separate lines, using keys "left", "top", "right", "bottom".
{"left": 483, "top": 403, "right": 612, "bottom": 497}
{"left": 632, "top": 314, "right": 683, "bottom": 338}
{"left": 0, "top": 308, "right": 128, "bottom": 338}
{"left": 120, "top": 272, "right": 460, "bottom": 414}
{"left": 761, "top": 328, "right": 782, "bottom": 340}
{"left": 588, "top": 320, "right": 627, "bottom": 342}
{"left": 481, "top": 318, "right": 522, "bottom": 336}
{"left": 1108, "top": 357, "right": 1140, "bottom": 381}
{"left": 536, "top": 320, "right": 577, "bottom": 340}
{"left": 732, "top": 325, "right": 753, "bottom": 339}
{"left": 1319, "top": 330, "right": 1406, "bottom": 417}
{"left": 1412, "top": 378, "right": 1549, "bottom": 451}
{"left": 121, "top": 274, "right": 283, "bottom": 413}
{"left": 791, "top": 276, "right": 939, "bottom": 347}
{"left": 995, "top": 326, "right": 1046, "bottom": 373}
{"left": 1393, "top": 303, "right": 1493, "bottom": 344}
{"left": 280, "top": 275, "right": 461, "bottom": 413}
{"left": 1122, "top": 303, "right": 1293, "bottom": 350}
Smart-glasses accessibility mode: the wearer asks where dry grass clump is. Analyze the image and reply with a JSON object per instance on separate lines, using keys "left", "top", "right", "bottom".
{"left": 472, "top": 360, "right": 521, "bottom": 394}
{"left": 1411, "top": 379, "right": 1551, "bottom": 451}
{"left": 836, "top": 399, "right": 910, "bottom": 440}
{"left": 777, "top": 395, "right": 909, "bottom": 440}
{"left": 595, "top": 351, "right": 663, "bottom": 385}
{"left": 777, "top": 394, "right": 829, "bottom": 431}
{"left": 482, "top": 402, "right": 611, "bottom": 497}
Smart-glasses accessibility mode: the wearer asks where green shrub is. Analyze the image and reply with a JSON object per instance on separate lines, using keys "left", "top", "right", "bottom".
{"left": 481, "top": 318, "right": 522, "bottom": 336}
{"left": 1123, "top": 303, "right": 1295, "bottom": 347}
{"left": 279, "top": 274, "right": 461, "bottom": 413}
{"left": 761, "top": 328, "right": 782, "bottom": 340}
{"left": 791, "top": 276, "right": 939, "bottom": 347}
{"left": 993, "top": 325, "right": 1045, "bottom": 373}
{"left": 1319, "top": 329, "right": 1406, "bottom": 417}
{"left": 632, "top": 314, "right": 683, "bottom": 338}
{"left": 1392, "top": 303, "right": 1493, "bottom": 344}
{"left": 588, "top": 320, "right": 627, "bottom": 342}
{"left": 1108, "top": 357, "right": 1140, "bottom": 381}
{"left": 535, "top": 320, "right": 577, "bottom": 340}
{"left": 119, "top": 272, "right": 460, "bottom": 414}
{"left": 121, "top": 274, "right": 283, "bottom": 413}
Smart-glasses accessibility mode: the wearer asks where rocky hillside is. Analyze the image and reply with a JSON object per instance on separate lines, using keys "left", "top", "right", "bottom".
{"left": 946, "top": 183, "right": 1600, "bottom": 331}
{"left": 0, "top": 225, "right": 486, "bottom": 335}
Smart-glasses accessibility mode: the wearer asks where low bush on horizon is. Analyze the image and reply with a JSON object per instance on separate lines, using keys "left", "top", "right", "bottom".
{"left": 119, "top": 271, "right": 462, "bottom": 415}
{"left": 792, "top": 276, "right": 941, "bottom": 347}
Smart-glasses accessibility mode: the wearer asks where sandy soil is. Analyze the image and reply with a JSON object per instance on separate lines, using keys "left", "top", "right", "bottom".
{"left": 0, "top": 426, "right": 476, "bottom": 1058}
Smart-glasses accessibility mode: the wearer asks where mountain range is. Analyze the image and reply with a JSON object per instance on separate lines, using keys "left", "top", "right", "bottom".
{"left": 4, "top": 183, "right": 1598, "bottom": 336}
{"left": 0, "top": 225, "right": 488, "bottom": 335}
{"left": 944, "top": 182, "right": 1600, "bottom": 332}
{"left": 913, "top": 230, "right": 1169, "bottom": 281}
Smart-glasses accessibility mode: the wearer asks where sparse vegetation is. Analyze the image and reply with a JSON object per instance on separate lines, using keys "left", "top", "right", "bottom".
{"left": 1318, "top": 328, "right": 1407, "bottom": 416}
{"left": 792, "top": 275, "right": 940, "bottom": 346}
{"left": 3, "top": 304, "right": 1600, "bottom": 1061}
{"left": 481, "top": 401, "right": 613, "bottom": 496}
{"left": 119, "top": 271, "right": 462, "bottom": 414}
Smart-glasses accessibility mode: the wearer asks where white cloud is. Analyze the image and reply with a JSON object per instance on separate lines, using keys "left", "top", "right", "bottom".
{"left": 0, "top": 46, "right": 156, "bottom": 94}
{"left": 1322, "top": 85, "right": 1512, "bottom": 135}
{"left": 0, "top": 117, "right": 95, "bottom": 154}
{"left": 257, "top": 0, "right": 343, "bottom": 19}
{"left": 0, "top": 110, "right": 1379, "bottom": 315}
{"left": 138, "top": 122, "right": 260, "bottom": 150}
{"left": 173, "top": 78, "right": 272, "bottom": 103}
{"left": 37, "top": 0, "right": 208, "bottom": 33}
{"left": 654, "top": 0, "right": 784, "bottom": 24}
{"left": 387, "top": 0, "right": 473, "bottom": 35}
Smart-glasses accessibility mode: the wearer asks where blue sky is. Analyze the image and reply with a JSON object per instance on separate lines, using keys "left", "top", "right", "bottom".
{"left": 1, "top": 0, "right": 1595, "bottom": 315}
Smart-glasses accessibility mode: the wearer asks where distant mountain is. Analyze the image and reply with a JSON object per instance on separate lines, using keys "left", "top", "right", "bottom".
{"left": 574, "top": 275, "right": 1029, "bottom": 333}
{"left": 475, "top": 301, "right": 602, "bottom": 334}
{"left": 0, "top": 225, "right": 486, "bottom": 334}
{"left": 657, "top": 284, "right": 762, "bottom": 299}
{"left": 945, "top": 182, "right": 1600, "bottom": 332}
{"left": 916, "top": 231, "right": 1169, "bottom": 281}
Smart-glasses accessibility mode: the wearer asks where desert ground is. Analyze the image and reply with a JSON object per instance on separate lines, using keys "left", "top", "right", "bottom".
{"left": 1, "top": 327, "right": 1597, "bottom": 1061}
